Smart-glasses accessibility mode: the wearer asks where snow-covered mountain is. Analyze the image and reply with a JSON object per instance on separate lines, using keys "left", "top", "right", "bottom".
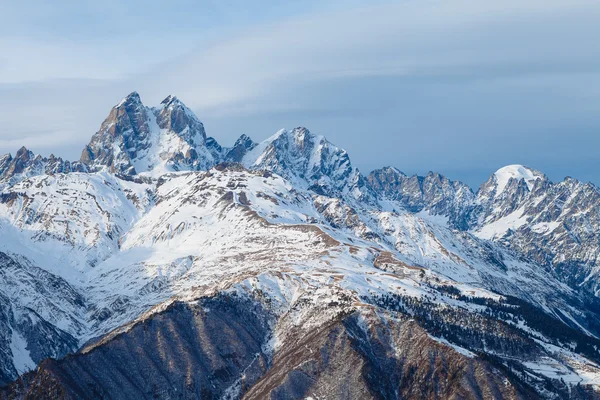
{"left": 1, "top": 93, "right": 600, "bottom": 399}
{"left": 368, "top": 164, "right": 600, "bottom": 299}
{"left": 80, "top": 92, "right": 216, "bottom": 176}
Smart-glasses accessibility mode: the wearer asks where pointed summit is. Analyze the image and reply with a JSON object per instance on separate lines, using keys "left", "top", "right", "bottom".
{"left": 238, "top": 126, "right": 374, "bottom": 201}
{"left": 154, "top": 94, "right": 205, "bottom": 142}
{"left": 116, "top": 91, "right": 142, "bottom": 108}
{"left": 224, "top": 134, "right": 257, "bottom": 163}
{"left": 80, "top": 91, "right": 151, "bottom": 174}
{"left": 80, "top": 92, "right": 218, "bottom": 176}
{"left": 15, "top": 146, "right": 32, "bottom": 161}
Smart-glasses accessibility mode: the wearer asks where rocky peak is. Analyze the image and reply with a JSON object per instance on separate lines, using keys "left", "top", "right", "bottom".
{"left": 0, "top": 154, "right": 12, "bottom": 173}
{"left": 80, "top": 92, "right": 218, "bottom": 176}
{"left": 4, "top": 146, "right": 35, "bottom": 176}
{"left": 367, "top": 167, "right": 407, "bottom": 195}
{"left": 474, "top": 165, "right": 548, "bottom": 223}
{"left": 15, "top": 146, "right": 33, "bottom": 162}
{"left": 242, "top": 127, "right": 372, "bottom": 201}
{"left": 80, "top": 92, "right": 152, "bottom": 175}
{"left": 154, "top": 95, "right": 206, "bottom": 146}
{"left": 0, "top": 148, "right": 86, "bottom": 188}
{"left": 479, "top": 165, "right": 546, "bottom": 199}
{"left": 225, "top": 134, "right": 256, "bottom": 163}
{"left": 291, "top": 126, "right": 312, "bottom": 151}
{"left": 160, "top": 94, "right": 176, "bottom": 105}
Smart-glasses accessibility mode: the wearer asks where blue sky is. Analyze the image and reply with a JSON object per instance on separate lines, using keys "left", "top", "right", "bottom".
{"left": 1, "top": 0, "right": 599, "bottom": 188}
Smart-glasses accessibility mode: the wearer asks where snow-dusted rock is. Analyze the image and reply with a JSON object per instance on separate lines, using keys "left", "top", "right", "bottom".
{"left": 1, "top": 93, "right": 600, "bottom": 398}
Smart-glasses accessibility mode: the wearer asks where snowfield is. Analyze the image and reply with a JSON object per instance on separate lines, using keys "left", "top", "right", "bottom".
{"left": 0, "top": 92, "right": 599, "bottom": 398}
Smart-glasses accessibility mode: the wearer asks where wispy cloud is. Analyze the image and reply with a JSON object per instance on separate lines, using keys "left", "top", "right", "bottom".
{"left": 0, "top": 0, "right": 599, "bottom": 186}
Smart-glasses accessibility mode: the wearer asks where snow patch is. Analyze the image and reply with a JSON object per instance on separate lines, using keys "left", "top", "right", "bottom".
{"left": 494, "top": 165, "right": 541, "bottom": 194}
{"left": 429, "top": 335, "right": 475, "bottom": 358}
{"left": 474, "top": 207, "right": 529, "bottom": 240}
{"left": 10, "top": 329, "right": 35, "bottom": 374}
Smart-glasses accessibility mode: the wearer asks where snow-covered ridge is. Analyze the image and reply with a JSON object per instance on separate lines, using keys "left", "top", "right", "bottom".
{"left": 0, "top": 92, "right": 600, "bottom": 397}
{"left": 1, "top": 92, "right": 600, "bottom": 299}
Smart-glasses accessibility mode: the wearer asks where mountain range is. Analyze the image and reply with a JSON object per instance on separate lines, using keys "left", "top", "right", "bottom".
{"left": 0, "top": 92, "right": 600, "bottom": 399}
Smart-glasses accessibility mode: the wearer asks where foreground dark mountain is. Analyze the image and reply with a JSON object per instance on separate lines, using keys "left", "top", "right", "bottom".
{"left": 6, "top": 289, "right": 600, "bottom": 399}
{"left": 0, "top": 92, "right": 599, "bottom": 399}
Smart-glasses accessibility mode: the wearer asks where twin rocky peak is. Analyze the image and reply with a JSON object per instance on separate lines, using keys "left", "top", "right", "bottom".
{"left": 0, "top": 92, "right": 358, "bottom": 197}
{"left": 77, "top": 91, "right": 244, "bottom": 176}
{"left": 0, "top": 93, "right": 285, "bottom": 177}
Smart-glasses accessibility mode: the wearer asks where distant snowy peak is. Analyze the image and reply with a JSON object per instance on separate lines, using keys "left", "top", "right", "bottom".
{"left": 473, "top": 165, "right": 547, "bottom": 221}
{"left": 492, "top": 164, "right": 545, "bottom": 194}
{"left": 80, "top": 92, "right": 214, "bottom": 176}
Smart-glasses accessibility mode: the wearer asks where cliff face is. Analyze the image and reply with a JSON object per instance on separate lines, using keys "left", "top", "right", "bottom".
{"left": 2, "top": 293, "right": 541, "bottom": 400}
{"left": 3, "top": 295, "right": 273, "bottom": 400}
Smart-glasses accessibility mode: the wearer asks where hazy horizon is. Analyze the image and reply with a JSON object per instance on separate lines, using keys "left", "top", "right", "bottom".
{"left": 1, "top": 0, "right": 599, "bottom": 188}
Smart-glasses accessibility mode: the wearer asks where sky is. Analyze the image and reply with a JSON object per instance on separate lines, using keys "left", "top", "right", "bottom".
{"left": 0, "top": 0, "right": 599, "bottom": 188}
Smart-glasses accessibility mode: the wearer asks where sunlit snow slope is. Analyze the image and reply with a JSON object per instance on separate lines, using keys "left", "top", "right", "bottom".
{"left": 1, "top": 93, "right": 599, "bottom": 399}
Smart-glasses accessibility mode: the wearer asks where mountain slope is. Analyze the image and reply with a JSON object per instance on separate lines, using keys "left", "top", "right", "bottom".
{"left": 0, "top": 93, "right": 599, "bottom": 399}
{"left": 368, "top": 164, "right": 600, "bottom": 298}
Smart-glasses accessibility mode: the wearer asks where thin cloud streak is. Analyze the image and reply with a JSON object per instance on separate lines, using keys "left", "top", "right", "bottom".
{"left": 0, "top": 0, "right": 598, "bottom": 188}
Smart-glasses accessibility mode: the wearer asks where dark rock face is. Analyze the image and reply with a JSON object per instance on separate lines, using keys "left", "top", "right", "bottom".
{"left": 205, "top": 136, "right": 225, "bottom": 161}
{"left": 246, "top": 314, "right": 532, "bottom": 400}
{"left": 2, "top": 290, "right": 573, "bottom": 400}
{"left": 0, "top": 292, "right": 15, "bottom": 386}
{"left": 225, "top": 134, "right": 256, "bottom": 163}
{"left": 9, "top": 147, "right": 32, "bottom": 175}
{"left": 1, "top": 295, "right": 274, "bottom": 400}
{"left": 156, "top": 96, "right": 207, "bottom": 143}
{"left": 80, "top": 92, "right": 151, "bottom": 175}
{"left": 0, "top": 147, "right": 86, "bottom": 187}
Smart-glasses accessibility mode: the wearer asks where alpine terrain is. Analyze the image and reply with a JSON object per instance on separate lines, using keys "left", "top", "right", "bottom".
{"left": 0, "top": 92, "right": 600, "bottom": 399}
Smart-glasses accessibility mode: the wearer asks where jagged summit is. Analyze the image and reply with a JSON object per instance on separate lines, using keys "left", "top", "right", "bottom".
{"left": 70, "top": 93, "right": 371, "bottom": 200}
{"left": 115, "top": 91, "right": 142, "bottom": 108}
{"left": 0, "top": 146, "right": 85, "bottom": 186}
{"left": 160, "top": 94, "right": 178, "bottom": 105}
{"left": 225, "top": 133, "right": 256, "bottom": 162}
{"left": 153, "top": 94, "right": 206, "bottom": 142}
{"left": 0, "top": 93, "right": 373, "bottom": 202}
{"left": 79, "top": 92, "right": 213, "bottom": 176}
